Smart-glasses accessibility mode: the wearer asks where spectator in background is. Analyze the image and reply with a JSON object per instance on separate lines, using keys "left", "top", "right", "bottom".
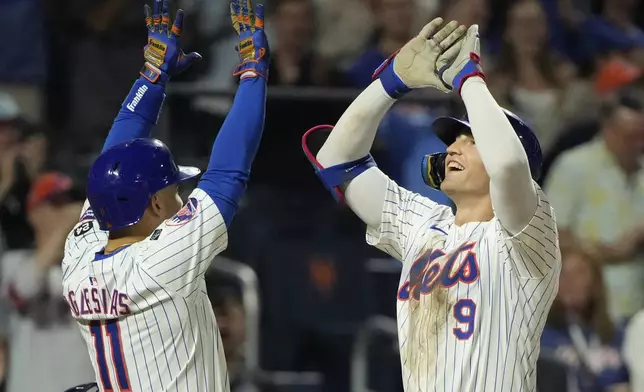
{"left": 267, "top": 0, "right": 343, "bottom": 87}
{"left": 0, "top": 94, "right": 47, "bottom": 250}
{"left": 541, "top": 66, "right": 644, "bottom": 182}
{"left": 0, "top": 172, "right": 92, "bottom": 392}
{"left": 207, "top": 276, "right": 279, "bottom": 392}
{"left": 189, "top": 0, "right": 346, "bottom": 160}
{"left": 0, "top": 0, "right": 46, "bottom": 122}
{"left": 545, "top": 90, "right": 644, "bottom": 322}
{"left": 433, "top": 0, "right": 492, "bottom": 61}
{"left": 17, "top": 123, "right": 48, "bottom": 182}
{"left": 593, "top": 55, "right": 643, "bottom": 96}
{"left": 314, "top": 0, "right": 375, "bottom": 68}
{"left": 64, "top": 0, "right": 148, "bottom": 154}
{"left": 541, "top": 247, "right": 629, "bottom": 392}
{"left": 184, "top": 0, "right": 240, "bottom": 127}
{"left": 438, "top": 0, "right": 490, "bottom": 38}
{"left": 584, "top": 0, "right": 644, "bottom": 66}
{"left": 345, "top": 0, "right": 415, "bottom": 87}
{"left": 488, "top": 0, "right": 597, "bottom": 155}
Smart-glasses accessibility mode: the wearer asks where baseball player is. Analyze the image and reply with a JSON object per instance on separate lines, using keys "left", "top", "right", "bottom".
{"left": 61, "top": 0, "right": 269, "bottom": 391}
{"left": 303, "top": 20, "right": 561, "bottom": 391}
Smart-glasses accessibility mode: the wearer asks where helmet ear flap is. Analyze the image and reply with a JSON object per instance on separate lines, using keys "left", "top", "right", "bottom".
{"left": 422, "top": 153, "right": 447, "bottom": 190}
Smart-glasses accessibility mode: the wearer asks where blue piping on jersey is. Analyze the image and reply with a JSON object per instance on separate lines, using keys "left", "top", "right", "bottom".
{"left": 429, "top": 225, "right": 448, "bottom": 236}
{"left": 94, "top": 245, "right": 132, "bottom": 261}
{"left": 198, "top": 77, "right": 267, "bottom": 228}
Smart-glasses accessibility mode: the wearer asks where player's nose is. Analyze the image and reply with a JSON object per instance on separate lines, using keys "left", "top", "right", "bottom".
{"left": 446, "top": 141, "right": 462, "bottom": 155}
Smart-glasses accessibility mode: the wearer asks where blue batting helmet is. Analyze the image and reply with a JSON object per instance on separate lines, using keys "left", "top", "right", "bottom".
{"left": 87, "top": 138, "right": 200, "bottom": 231}
{"left": 421, "top": 108, "right": 542, "bottom": 189}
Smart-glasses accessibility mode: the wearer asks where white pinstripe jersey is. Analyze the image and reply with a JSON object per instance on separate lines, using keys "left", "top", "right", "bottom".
{"left": 61, "top": 188, "right": 229, "bottom": 392}
{"left": 367, "top": 179, "right": 561, "bottom": 392}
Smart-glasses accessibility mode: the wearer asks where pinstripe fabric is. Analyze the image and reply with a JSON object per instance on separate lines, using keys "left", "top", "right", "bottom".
{"left": 366, "top": 180, "right": 561, "bottom": 392}
{"left": 62, "top": 189, "right": 230, "bottom": 392}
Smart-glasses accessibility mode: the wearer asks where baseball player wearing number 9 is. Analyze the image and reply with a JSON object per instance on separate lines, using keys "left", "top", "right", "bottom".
{"left": 303, "top": 19, "right": 561, "bottom": 392}
{"left": 62, "top": 0, "right": 269, "bottom": 391}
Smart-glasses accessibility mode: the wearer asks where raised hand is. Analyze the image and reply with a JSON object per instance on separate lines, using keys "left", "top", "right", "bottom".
{"left": 141, "top": 0, "right": 201, "bottom": 83}
{"left": 438, "top": 24, "right": 485, "bottom": 93}
{"left": 372, "top": 18, "right": 467, "bottom": 98}
{"left": 230, "top": 0, "right": 270, "bottom": 80}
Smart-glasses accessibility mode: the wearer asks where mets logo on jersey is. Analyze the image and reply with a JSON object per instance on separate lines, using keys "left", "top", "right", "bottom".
{"left": 167, "top": 197, "right": 199, "bottom": 226}
{"left": 398, "top": 242, "right": 480, "bottom": 301}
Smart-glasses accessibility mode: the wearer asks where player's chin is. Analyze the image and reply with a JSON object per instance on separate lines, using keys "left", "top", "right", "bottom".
{"left": 440, "top": 172, "right": 463, "bottom": 192}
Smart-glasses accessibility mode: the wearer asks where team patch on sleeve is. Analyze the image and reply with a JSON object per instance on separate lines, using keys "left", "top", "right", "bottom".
{"left": 167, "top": 197, "right": 199, "bottom": 226}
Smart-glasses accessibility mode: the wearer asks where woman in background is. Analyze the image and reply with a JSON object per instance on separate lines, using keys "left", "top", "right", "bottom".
{"left": 488, "top": 0, "right": 596, "bottom": 155}
{"left": 541, "top": 247, "right": 629, "bottom": 392}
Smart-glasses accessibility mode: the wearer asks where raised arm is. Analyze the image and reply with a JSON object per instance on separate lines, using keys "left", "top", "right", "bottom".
{"left": 440, "top": 26, "right": 538, "bottom": 235}
{"left": 140, "top": 0, "right": 269, "bottom": 298}
{"left": 312, "top": 18, "right": 466, "bottom": 222}
{"left": 305, "top": 19, "right": 465, "bottom": 259}
{"left": 102, "top": 0, "right": 201, "bottom": 152}
{"left": 196, "top": 0, "right": 269, "bottom": 228}
{"left": 314, "top": 80, "right": 395, "bottom": 228}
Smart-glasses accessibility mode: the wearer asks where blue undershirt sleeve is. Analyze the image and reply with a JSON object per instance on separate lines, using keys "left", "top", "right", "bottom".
{"left": 101, "top": 77, "right": 166, "bottom": 152}
{"left": 197, "top": 77, "right": 267, "bottom": 227}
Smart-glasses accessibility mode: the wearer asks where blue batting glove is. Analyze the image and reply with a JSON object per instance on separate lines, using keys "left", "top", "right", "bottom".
{"left": 372, "top": 50, "right": 411, "bottom": 99}
{"left": 230, "top": 0, "right": 270, "bottom": 80}
{"left": 141, "top": 0, "right": 202, "bottom": 84}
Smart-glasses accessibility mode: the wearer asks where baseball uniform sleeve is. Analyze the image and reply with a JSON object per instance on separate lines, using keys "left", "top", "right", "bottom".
{"left": 498, "top": 184, "right": 560, "bottom": 278}
{"left": 366, "top": 174, "right": 451, "bottom": 261}
{"left": 62, "top": 201, "right": 109, "bottom": 271}
{"left": 138, "top": 188, "right": 227, "bottom": 299}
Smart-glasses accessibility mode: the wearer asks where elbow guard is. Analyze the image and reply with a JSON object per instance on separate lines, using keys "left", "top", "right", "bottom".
{"left": 302, "top": 125, "right": 377, "bottom": 204}
{"left": 422, "top": 152, "right": 447, "bottom": 190}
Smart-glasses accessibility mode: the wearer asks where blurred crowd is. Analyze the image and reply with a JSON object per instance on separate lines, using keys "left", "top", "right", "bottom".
{"left": 1, "top": 0, "right": 644, "bottom": 391}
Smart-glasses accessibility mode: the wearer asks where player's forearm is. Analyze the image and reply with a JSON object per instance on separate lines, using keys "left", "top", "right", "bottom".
{"left": 198, "top": 77, "right": 267, "bottom": 227}
{"left": 314, "top": 80, "right": 396, "bottom": 228}
{"left": 461, "top": 77, "right": 537, "bottom": 233}
{"left": 461, "top": 78, "right": 531, "bottom": 181}
{"left": 101, "top": 77, "right": 167, "bottom": 152}
{"left": 316, "top": 79, "right": 395, "bottom": 166}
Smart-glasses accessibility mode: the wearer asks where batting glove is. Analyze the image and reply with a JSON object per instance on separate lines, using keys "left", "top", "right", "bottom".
{"left": 438, "top": 25, "right": 485, "bottom": 94}
{"left": 230, "top": 0, "right": 269, "bottom": 80}
{"left": 372, "top": 18, "right": 467, "bottom": 98}
{"left": 141, "top": 0, "right": 202, "bottom": 84}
